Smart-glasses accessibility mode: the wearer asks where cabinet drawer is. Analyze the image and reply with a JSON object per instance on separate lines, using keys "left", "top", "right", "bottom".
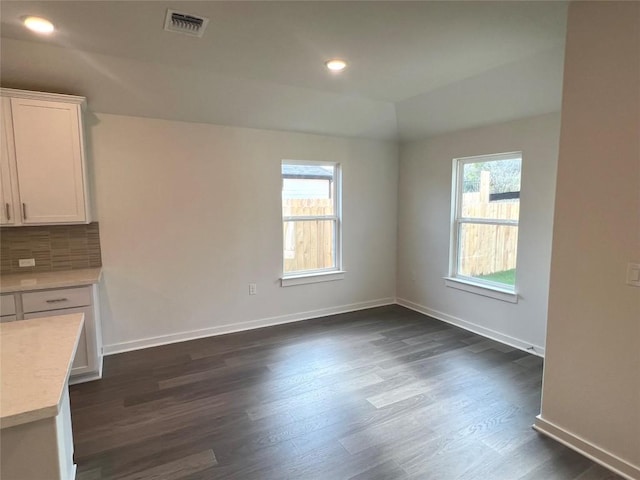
{"left": 22, "top": 286, "right": 92, "bottom": 313}
{"left": 0, "top": 295, "right": 16, "bottom": 316}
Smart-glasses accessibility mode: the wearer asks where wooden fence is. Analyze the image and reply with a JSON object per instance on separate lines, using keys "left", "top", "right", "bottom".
{"left": 283, "top": 199, "right": 334, "bottom": 273}
{"left": 458, "top": 171, "right": 519, "bottom": 276}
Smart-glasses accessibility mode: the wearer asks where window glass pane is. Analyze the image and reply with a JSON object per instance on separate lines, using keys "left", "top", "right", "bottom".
{"left": 461, "top": 158, "right": 521, "bottom": 220}
{"left": 283, "top": 220, "right": 335, "bottom": 273}
{"left": 282, "top": 164, "right": 335, "bottom": 217}
{"left": 457, "top": 223, "right": 518, "bottom": 287}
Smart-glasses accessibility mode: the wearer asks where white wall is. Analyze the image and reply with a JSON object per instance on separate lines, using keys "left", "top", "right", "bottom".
{"left": 396, "top": 113, "right": 561, "bottom": 353}
{"left": 536, "top": 2, "right": 640, "bottom": 477}
{"left": 89, "top": 114, "right": 398, "bottom": 352}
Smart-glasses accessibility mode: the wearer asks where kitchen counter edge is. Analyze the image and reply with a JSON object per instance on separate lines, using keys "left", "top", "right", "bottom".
{"left": 0, "top": 267, "right": 102, "bottom": 293}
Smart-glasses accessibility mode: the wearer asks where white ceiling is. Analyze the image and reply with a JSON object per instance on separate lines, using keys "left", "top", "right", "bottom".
{"left": 0, "top": 1, "right": 568, "bottom": 141}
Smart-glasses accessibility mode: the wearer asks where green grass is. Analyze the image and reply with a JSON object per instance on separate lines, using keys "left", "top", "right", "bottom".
{"left": 476, "top": 269, "right": 516, "bottom": 286}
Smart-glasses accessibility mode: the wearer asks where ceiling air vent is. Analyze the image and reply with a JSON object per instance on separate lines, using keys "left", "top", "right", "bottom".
{"left": 164, "top": 9, "right": 209, "bottom": 37}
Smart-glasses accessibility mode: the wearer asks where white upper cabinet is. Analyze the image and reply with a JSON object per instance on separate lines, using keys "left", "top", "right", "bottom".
{"left": 0, "top": 99, "right": 18, "bottom": 225}
{"left": 0, "top": 89, "right": 91, "bottom": 225}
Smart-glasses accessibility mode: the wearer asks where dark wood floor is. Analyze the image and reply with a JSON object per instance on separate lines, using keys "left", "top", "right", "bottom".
{"left": 71, "top": 305, "right": 620, "bottom": 480}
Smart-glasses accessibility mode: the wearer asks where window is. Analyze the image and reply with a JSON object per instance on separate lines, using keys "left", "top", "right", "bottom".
{"left": 281, "top": 161, "right": 342, "bottom": 284}
{"left": 449, "top": 152, "right": 522, "bottom": 297}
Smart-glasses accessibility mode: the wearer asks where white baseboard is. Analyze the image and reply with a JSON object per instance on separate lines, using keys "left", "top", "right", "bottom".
{"left": 396, "top": 297, "right": 545, "bottom": 357}
{"left": 103, "top": 297, "right": 396, "bottom": 355}
{"left": 103, "top": 296, "right": 544, "bottom": 358}
{"left": 533, "top": 416, "right": 640, "bottom": 480}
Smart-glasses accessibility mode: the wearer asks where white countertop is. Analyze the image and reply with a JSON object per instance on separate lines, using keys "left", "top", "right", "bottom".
{"left": 0, "top": 314, "right": 84, "bottom": 428}
{"left": 0, "top": 267, "right": 102, "bottom": 293}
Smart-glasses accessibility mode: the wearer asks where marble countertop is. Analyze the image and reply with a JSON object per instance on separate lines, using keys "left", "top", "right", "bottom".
{"left": 0, "top": 314, "right": 84, "bottom": 429}
{"left": 0, "top": 267, "right": 102, "bottom": 293}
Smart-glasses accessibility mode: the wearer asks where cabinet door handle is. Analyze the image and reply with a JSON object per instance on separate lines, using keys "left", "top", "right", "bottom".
{"left": 45, "top": 298, "right": 69, "bottom": 303}
{"left": 22, "top": 203, "right": 27, "bottom": 220}
{"left": 5, "top": 203, "right": 9, "bottom": 220}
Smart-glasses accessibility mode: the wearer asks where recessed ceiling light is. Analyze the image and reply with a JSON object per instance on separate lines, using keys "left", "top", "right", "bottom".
{"left": 22, "top": 16, "right": 55, "bottom": 34}
{"left": 325, "top": 59, "right": 347, "bottom": 72}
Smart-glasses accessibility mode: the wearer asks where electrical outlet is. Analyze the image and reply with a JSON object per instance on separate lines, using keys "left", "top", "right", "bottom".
{"left": 249, "top": 283, "right": 257, "bottom": 295}
{"left": 18, "top": 258, "right": 35, "bottom": 267}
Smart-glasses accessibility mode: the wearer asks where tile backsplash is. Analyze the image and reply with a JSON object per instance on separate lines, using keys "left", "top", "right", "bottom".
{"left": 0, "top": 223, "right": 102, "bottom": 274}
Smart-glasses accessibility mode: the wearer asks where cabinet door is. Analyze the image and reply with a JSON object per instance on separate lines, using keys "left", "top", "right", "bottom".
{"left": 0, "top": 293, "right": 16, "bottom": 316}
{"left": 10, "top": 98, "right": 87, "bottom": 224}
{"left": 0, "top": 98, "right": 18, "bottom": 225}
{"left": 24, "top": 305, "right": 97, "bottom": 376}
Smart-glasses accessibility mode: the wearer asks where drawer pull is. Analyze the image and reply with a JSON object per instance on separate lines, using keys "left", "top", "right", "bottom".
{"left": 45, "top": 298, "right": 69, "bottom": 303}
{"left": 22, "top": 203, "right": 27, "bottom": 220}
{"left": 5, "top": 203, "right": 9, "bottom": 221}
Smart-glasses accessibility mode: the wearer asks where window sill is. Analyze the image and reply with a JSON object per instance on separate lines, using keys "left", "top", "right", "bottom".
{"left": 443, "top": 277, "right": 518, "bottom": 303}
{"left": 281, "top": 270, "right": 346, "bottom": 287}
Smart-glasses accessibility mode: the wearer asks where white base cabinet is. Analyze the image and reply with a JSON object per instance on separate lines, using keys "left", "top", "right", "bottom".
{"left": 0, "top": 285, "right": 102, "bottom": 383}
{"left": 1, "top": 386, "right": 76, "bottom": 480}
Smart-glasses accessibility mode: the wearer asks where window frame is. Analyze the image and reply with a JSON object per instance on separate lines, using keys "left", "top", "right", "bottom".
{"left": 447, "top": 151, "right": 522, "bottom": 302}
{"left": 281, "top": 159, "right": 343, "bottom": 285}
